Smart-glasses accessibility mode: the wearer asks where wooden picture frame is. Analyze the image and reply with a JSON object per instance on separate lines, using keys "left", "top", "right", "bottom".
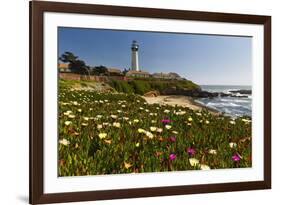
{"left": 30, "top": 1, "right": 271, "bottom": 204}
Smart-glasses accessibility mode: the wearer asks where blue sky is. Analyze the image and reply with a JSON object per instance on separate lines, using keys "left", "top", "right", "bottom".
{"left": 58, "top": 27, "right": 252, "bottom": 85}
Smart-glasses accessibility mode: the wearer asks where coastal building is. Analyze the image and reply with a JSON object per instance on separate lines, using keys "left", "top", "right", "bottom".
{"left": 126, "top": 70, "right": 150, "bottom": 78}
{"left": 58, "top": 63, "right": 71, "bottom": 72}
{"left": 131, "top": 40, "right": 140, "bottom": 71}
{"left": 107, "top": 68, "right": 122, "bottom": 76}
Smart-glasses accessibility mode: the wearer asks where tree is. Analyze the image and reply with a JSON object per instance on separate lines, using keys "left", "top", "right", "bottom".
{"left": 91, "top": 65, "right": 109, "bottom": 76}
{"left": 59, "top": 51, "right": 90, "bottom": 75}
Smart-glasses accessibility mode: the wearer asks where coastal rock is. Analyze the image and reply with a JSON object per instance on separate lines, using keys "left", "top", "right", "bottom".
{"left": 229, "top": 89, "right": 252, "bottom": 95}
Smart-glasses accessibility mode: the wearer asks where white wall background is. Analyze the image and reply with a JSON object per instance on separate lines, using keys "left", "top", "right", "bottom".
{"left": 0, "top": 0, "right": 279, "bottom": 204}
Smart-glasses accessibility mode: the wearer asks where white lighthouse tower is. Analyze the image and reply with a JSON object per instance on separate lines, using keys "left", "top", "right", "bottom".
{"left": 131, "top": 40, "right": 139, "bottom": 71}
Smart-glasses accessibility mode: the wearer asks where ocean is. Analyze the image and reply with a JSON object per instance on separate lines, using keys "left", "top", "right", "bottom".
{"left": 195, "top": 85, "right": 252, "bottom": 118}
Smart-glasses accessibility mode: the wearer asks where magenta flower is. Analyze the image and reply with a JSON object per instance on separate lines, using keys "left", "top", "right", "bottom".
{"left": 232, "top": 154, "right": 242, "bottom": 162}
{"left": 169, "top": 153, "right": 177, "bottom": 161}
{"left": 169, "top": 136, "right": 176, "bottom": 143}
{"left": 187, "top": 147, "right": 196, "bottom": 156}
{"left": 161, "top": 118, "right": 172, "bottom": 124}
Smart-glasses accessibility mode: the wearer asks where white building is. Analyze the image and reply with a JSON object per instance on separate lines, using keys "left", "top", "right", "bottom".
{"left": 131, "top": 40, "right": 139, "bottom": 71}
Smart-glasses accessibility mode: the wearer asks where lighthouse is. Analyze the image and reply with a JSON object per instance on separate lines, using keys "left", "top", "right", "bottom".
{"left": 131, "top": 40, "right": 139, "bottom": 71}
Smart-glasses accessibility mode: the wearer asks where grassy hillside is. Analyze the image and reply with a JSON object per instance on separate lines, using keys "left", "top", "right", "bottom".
{"left": 109, "top": 78, "right": 200, "bottom": 95}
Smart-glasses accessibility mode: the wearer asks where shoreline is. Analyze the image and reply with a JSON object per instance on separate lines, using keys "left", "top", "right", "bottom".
{"left": 142, "top": 95, "right": 220, "bottom": 114}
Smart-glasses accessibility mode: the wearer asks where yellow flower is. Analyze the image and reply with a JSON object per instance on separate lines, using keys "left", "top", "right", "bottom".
{"left": 77, "top": 109, "right": 82, "bottom": 112}
{"left": 138, "top": 128, "right": 146, "bottom": 133}
{"left": 165, "top": 125, "right": 172, "bottom": 129}
{"left": 150, "top": 127, "right": 157, "bottom": 132}
{"left": 64, "top": 121, "right": 72, "bottom": 126}
{"left": 188, "top": 117, "right": 193, "bottom": 122}
{"left": 205, "top": 120, "right": 210, "bottom": 124}
{"left": 83, "top": 117, "right": 89, "bottom": 121}
{"left": 189, "top": 158, "right": 199, "bottom": 167}
{"left": 133, "top": 119, "right": 139, "bottom": 123}
{"left": 124, "top": 162, "right": 132, "bottom": 169}
{"left": 135, "top": 142, "right": 140, "bottom": 147}
{"left": 59, "top": 138, "right": 70, "bottom": 146}
{"left": 81, "top": 122, "right": 88, "bottom": 126}
{"left": 98, "top": 133, "right": 107, "bottom": 139}
{"left": 113, "top": 122, "right": 121, "bottom": 128}
{"left": 200, "top": 164, "right": 211, "bottom": 170}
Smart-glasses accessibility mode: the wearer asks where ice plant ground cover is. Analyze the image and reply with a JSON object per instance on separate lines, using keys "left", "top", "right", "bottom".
{"left": 58, "top": 86, "right": 252, "bottom": 176}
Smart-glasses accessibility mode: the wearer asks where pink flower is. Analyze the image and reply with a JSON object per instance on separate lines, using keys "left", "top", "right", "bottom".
{"left": 169, "top": 136, "right": 176, "bottom": 143}
{"left": 169, "top": 153, "right": 177, "bottom": 161}
{"left": 232, "top": 154, "right": 242, "bottom": 162}
{"left": 161, "top": 118, "right": 172, "bottom": 124}
{"left": 187, "top": 147, "right": 196, "bottom": 156}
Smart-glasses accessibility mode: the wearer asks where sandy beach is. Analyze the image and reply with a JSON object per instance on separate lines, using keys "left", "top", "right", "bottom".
{"left": 142, "top": 95, "right": 217, "bottom": 113}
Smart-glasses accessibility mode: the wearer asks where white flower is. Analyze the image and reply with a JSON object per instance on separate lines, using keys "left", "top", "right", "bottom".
{"left": 189, "top": 158, "right": 199, "bottom": 167}
{"left": 205, "top": 120, "right": 210, "bottom": 124}
{"left": 113, "top": 122, "right": 121, "bottom": 128}
{"left": 242, "top": 119, "right": 251, "bottom": 123}
{"left": 99, "top": 100, "right": 104, "bottom": 103}
{"left": 97, "top": 124, "right": 103, "bottom": 129}
{"left": 64, "top": 121, "right": 72, "bottom": 126}
{"left": 165, "top": 125, "right": 172, "bottom": 129}
{"left": 164, "top": 109, "right": 170, "bottom": 113}
{"left": 151, "top": 120, "right": 156, "bottom": 123}
{"left": 208, "top": 149, "right": 217, "bottom": 155}
{"left": 89, "top": 108, "right": 93, "bottom": 111}
{"left": 139, "top": 107, "right": 144, "bottom": 110}
{"left": 150, "top": 127, "right": 157, "bottom": 132}
{"left": 63, "top": 111, "right": 72, "bottom": 116}
{"left": 133, "top": 119, "right": 139, "bottom": 123}
{"left": 123, "top": 117, "right": 129, "bottom": 121}
{"left": 200, "top": 164, "right": 211, "bottom": 170}
{"left": 111, "top": 115, "right": 118, "bottom": 119}
{"left": 104, "top": 100, "right": 108, "bottom": 103}
{"left": 122, "top": 104, "right": 126, "bottom": 108}
{"left": 77, "top": 109, "right": 82, "bottom": 112}
{"left": 59, "top": 138, "right": 70, "bottom": 146}
{"left": 83, "top": 117, "right": 89, "bottom": 121}
{"left": 135, "top": 142, "right": 140, "bottom": 147}
{"left": 81, "top": 122, "right": 88, "bottom": 126}
{"left": 96, "top": 115, "right": 103, "bottom": 119}
{"left": 117, "top": 110, "right": 122, "bottom": 113}
{"left": 172, "top": 131, "right": 179, "bottom": 134}
{"left": 188, "top": 117, "right": 193, "bottom": 122}
{"left": 196, "top": 112, "right": 202, "bottom": 116}
{"left": 68, "top": 114, "right": 75, "bottom": 119}
{"left": 98, "top": 133, "right": 107, "bottom": 139}
{"left": 156, "top": 128, "right": 163, "bottom": 133}
{"left": 229, "top": 120, "right": 236, "bottom": 125}
{"left": 229, "top": 142, "right": 237, "bottom": 148}
{"left": 102, "top": 122, "right": 109, "bottom": 126}
{"left": 73, "top": 101, "right": 78, "bottom": 106}
{"left": 145, "top": 131, "right": 154, "bottom": 139}
{"left": 145, "top": 109, "right": 149, "bottom": 112}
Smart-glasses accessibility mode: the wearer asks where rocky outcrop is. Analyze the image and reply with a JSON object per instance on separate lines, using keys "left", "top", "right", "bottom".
{"left": 160, "top": 87, "right": 250, "bottom": 98}
{"left": 229, "top": 90, "right": 252, "bottom": 95}
{"left": 144, "top": 90, "right": 160, "bottom": 97}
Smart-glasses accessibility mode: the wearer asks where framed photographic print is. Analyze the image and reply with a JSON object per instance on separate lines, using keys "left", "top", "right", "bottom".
{"left": 29, "top": 0, "right": 271, "bottom": 204}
